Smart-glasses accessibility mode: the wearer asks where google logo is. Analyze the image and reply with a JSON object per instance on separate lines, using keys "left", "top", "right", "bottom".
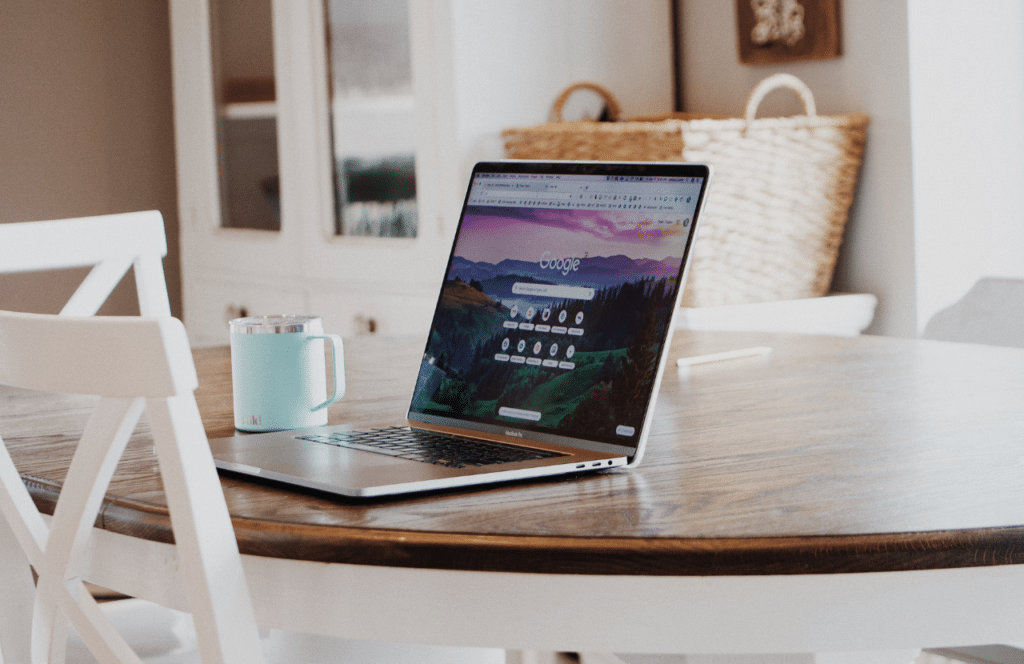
{"left": 539, "top": 251, "right": 581, "bottom": 276}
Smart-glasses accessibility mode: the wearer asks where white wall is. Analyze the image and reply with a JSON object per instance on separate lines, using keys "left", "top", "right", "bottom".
{"left": 908, "top": 0, "right": 1024, "bottom": 333}
{"left": 680, "top": 0, "right": 1024, "bottom": 337}
{"left": 434, "top": 0, "right": 675, "bottom": 235}
{"left": 0, "top": 1, "right": 180, "bottom": 316}
{"left": 411, "top": 0, "right": 676, "bottom": 257}
{"left": 449, "top": 0, "right": 674, "bottom": 169}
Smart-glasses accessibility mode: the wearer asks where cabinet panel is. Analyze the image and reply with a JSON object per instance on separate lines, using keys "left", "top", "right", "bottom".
{"left": 220, "top": 117, "right": 280, "bottom": 231}
{"left": 309, "top": 284, "right": 438, "bottom": 339}
{"left": 327, "top": 0, "right": 418, "bottom": 238}
{"left": 186, "top": 278, "right": 437, "bottom": 347}
{"left": 186, "top": 279, "right": 308, "bottom": 347}
{"left": 215, "top": 0, "right": 280, "bottom": 231}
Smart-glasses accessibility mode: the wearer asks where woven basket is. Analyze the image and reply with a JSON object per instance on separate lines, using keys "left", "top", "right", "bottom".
{"left": 502, "top": 75, "right": 869, "bottom": 307}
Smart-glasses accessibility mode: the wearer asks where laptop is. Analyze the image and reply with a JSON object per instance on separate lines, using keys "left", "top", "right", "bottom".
{"left": 209, "top": 160, "right": 712, "bottom": 498}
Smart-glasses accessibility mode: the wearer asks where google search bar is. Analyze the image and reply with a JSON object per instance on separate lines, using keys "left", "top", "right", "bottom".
{"left": 512, "top": 283, "right": 595, "bottom": 300}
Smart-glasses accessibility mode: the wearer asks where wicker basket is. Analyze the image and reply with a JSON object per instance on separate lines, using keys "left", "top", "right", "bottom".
{"left": 502, "top": 75, "right": 869, "bottom": 307}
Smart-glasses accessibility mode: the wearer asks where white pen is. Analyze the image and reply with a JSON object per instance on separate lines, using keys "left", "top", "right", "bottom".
{"left": 676, "top": 346, "right": 773, "bottom": 368}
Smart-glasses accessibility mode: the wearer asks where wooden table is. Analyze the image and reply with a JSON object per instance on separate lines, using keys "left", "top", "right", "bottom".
{"left": 5, "top": 330, "right": 1024, "bottom": 657}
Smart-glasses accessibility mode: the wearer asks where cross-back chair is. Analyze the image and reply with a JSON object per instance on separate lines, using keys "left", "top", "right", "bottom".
{"left": 0, "top": 311, "right": 265, "bottom": 664}
{"left": 0, "top": 210, "right": 171, "bottom": 317}
{"left": 0, "top": 212, "right": 501, "bottom": 663}
{"left": 922, "top": 277, "right": 1024, "bottom": 349}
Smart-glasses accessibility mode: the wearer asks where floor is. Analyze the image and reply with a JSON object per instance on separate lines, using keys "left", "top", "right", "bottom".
{"left": 66, "top": 600, "right": 1024, "bottom": 664}
{"left": 573, "top": 649, "right": 1023, "bottom": 664}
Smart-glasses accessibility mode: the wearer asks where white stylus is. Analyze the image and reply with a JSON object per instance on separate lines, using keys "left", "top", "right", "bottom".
{"left": 676, "top": 346, "right": 773, "bottom": 368}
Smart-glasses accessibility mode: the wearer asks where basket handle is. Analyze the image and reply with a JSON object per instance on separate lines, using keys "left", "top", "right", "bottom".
{"left": 744, "top": 73, "right": 817, "bottom": 123}
{"left": 551, "top": 82, "right": 622, "bottom": 122}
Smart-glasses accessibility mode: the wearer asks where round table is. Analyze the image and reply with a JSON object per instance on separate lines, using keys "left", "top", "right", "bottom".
{"left": 8, "top": 330, "right": 1024, "bottom": 656}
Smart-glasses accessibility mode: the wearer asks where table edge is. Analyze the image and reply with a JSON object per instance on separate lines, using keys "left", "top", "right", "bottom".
{"left": 24, "top": 474, "right": 1024, "bottom": 576}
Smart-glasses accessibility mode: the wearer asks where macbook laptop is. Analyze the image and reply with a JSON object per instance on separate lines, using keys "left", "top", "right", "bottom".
{"left": 210, "top": 160, "right": 712, "bottom": 498}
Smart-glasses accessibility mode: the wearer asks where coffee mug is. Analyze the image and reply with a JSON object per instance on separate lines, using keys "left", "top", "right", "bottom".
{"left": 229, "top": 315, "right": 345, "bottom": 432}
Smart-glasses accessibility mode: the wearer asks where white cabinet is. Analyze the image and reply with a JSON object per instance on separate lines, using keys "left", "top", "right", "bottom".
{"left": 170, "top": 0, "right": 676, "bottom": 347}
{"left": 170, "top": 0, "right": 448, "bottom": 346}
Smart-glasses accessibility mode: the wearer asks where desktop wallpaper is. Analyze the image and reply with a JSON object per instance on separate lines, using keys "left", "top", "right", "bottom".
{"left": 410, "top": 205, "right": 691, "bottom": 446}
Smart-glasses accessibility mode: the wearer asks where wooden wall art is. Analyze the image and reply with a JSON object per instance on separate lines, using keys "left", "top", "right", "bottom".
{"left": 736, "top": 0, "right": 841, "bottom": 64}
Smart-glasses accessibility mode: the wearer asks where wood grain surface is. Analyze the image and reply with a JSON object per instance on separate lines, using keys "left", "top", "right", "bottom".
{"left": 5, "top": 331, "right": 1024, "bottom": 576}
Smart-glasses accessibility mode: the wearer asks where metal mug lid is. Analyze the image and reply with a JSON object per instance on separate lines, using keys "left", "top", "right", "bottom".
{"left": 229, "top": 315, "right": 323, "bottom": 334}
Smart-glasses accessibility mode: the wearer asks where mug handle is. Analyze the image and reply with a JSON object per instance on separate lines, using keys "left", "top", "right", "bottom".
{"left": 309, "top": 334, "right": 346, "bottom": 412}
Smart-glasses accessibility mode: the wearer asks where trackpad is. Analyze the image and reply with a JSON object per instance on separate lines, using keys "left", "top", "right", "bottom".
{"left": 219, "top": 440, "right": 407, "bottom": 480}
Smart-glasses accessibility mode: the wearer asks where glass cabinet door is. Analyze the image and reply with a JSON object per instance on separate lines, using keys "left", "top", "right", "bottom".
{"left": 172, "top": 0, "right": 675, "bottom": 346}
{"left": 326, "top": 0, "right": 417, "bottom": 238}
{"left": 215, "top": 0, "right": 281, "bottom": 231}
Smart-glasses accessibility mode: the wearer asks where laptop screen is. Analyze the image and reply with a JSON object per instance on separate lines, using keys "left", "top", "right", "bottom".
{"left": 409, "top": 161, "right": 710, "bottom": 455}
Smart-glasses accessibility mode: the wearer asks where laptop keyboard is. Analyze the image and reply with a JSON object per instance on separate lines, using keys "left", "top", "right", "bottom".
{"left": 296, "top": 427, "right": 565, "bottom": 469}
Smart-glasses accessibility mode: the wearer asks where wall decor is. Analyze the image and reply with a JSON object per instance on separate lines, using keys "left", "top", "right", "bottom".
{"left": 736, "top": 0, "right": 841, "bottom": 64}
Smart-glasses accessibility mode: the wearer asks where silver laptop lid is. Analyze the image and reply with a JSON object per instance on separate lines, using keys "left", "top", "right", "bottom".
{"left": 409, "top": 160, "right": 711, "bottom": 463}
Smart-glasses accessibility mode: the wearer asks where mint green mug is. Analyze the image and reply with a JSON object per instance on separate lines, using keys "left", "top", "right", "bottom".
{"left": 229, "top": 315, "right": 345, "bottom": 432}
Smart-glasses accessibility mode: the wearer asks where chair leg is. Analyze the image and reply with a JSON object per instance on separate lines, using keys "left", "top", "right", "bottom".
{"left": 508, "top": 653, "right": 581, "bottom": 664}
{"left": 148, "top": 396, "right": 266, "bottom": 664}
{"left": 0, "top": 514, "right": 34, "bottom": 664}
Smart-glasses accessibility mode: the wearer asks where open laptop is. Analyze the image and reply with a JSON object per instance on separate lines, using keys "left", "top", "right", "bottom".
{"left": 210, "top": 160, "right": 712, "bottom": 498}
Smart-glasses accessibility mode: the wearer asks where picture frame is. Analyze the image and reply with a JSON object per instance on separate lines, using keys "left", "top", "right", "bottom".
{"left": 736, "top": 0, "right": 841, "bottom": 64}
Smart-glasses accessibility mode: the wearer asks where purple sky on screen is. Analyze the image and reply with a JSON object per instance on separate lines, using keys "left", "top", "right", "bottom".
{"left": 454, "top": 207, "right": 689, "bottom": 265}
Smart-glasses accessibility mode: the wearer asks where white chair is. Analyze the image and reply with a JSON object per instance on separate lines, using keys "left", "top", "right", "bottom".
{"left": 922, "top": 277, "right": 1024, "bottom": 348}
{"left": 0, "top": 214, "right": 503, "bottom": 663}
{"left": 675, "top": 293, "right": 878, "bottom": 337}
{"left": 0, "top": 212, "right": 258, "bottom": 663}
{"left": 0, "top": 211, "right": 173, "bottom": 613}
{"left": 0, "top": 210, "right": 172, "bottom": 317}
{"left": 0, "top": 311, "right": 265, "bottom": 664}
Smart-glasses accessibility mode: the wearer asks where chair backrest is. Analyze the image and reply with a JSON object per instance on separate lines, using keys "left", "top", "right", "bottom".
{"left": 0, "top": 211, "right": 172, "bottom": 317}
{"left": 0, "top": 312, "right": 265, "bottom": 664}
{"left": 922, "top": 277, "right": 1024, "bottom": 349}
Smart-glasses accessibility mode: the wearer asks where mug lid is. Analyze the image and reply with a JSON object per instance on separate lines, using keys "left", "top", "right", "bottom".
{"left": 230, "top": 315, "right": 323, "bottom": 334}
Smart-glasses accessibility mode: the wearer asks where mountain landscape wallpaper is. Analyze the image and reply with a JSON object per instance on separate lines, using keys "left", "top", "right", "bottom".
{"left": 410, "top": 205, "right": 691, "bottom": 446}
